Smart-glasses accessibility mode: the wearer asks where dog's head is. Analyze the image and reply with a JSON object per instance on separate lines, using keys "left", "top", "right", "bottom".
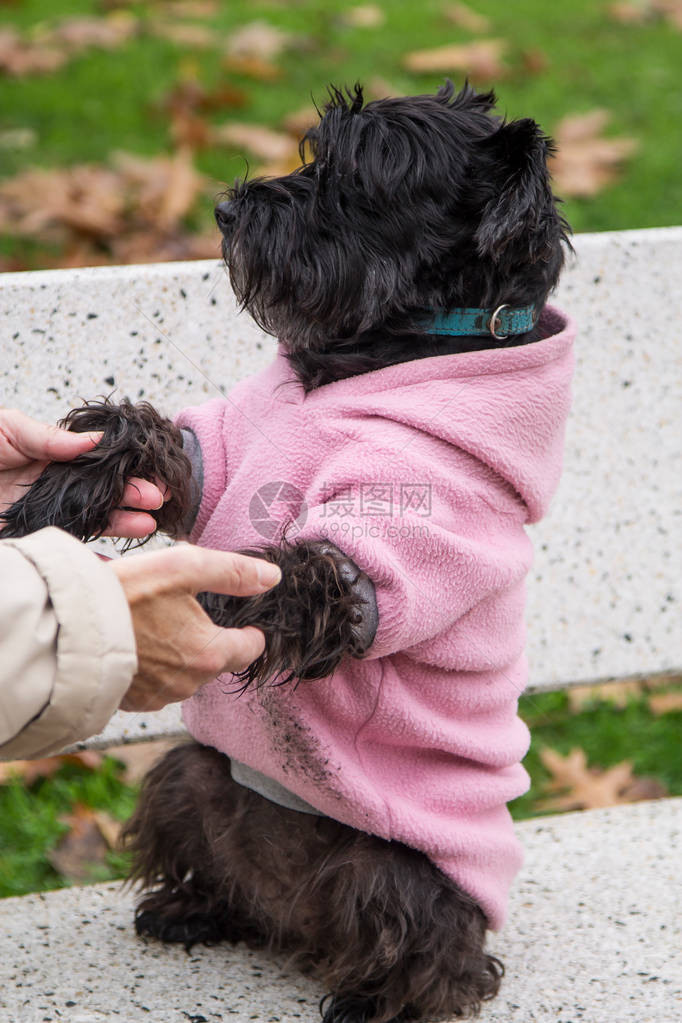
{"left": 215, "top": 81, "right": 570, "bottom": 357}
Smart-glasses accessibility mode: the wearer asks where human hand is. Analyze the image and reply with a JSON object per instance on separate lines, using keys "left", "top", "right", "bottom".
{"left": 111, "top": 544, "right": 282, "bottom": 711}
{"left": 0, "top": 408, "right": 165, "bottom": 538}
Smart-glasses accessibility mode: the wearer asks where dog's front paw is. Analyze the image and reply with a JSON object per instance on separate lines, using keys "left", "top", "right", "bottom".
{"left": 0, "top": 397, "right": 192, "bottom": 545}
{"left": 198, "top": 539, "right": 377, "bottom": 688}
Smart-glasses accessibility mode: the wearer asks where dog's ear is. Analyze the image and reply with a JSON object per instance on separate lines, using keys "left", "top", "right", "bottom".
{"left": 474, "top": 118, "right": 559, "bottom": 261}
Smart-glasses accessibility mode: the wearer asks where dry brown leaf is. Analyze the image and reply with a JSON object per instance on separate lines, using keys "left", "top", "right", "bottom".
{"left": 107, "top": 739, "right": 179, "bottom": 784}
{"left": 225, "top": 20, "right": 294, "bottom": 59}
{"left": 0, "top": 751, "right": 102, "bottom": 786}
{"left": 0, "top": 28, "right": 67, "bottom": 76}
{"left": 610, "top": 0, "right": 682, "bottom": 28}
{"left": 0, "top": 147, "right": 212, "bottom": 267}
{"left": 656, "top": 0, "right": 682, "bottom": 28}
{"left": 90, "top": 809, "right": 123, "bottom": 848}
{"left": 342, "top": 5, "right": 386, "bottom": 28}
{"left": 48, "top": 803, "right": 110, "bottom": 882}
{"left": 282, "top": 103, "right": 320, "bottom": 137}
{"left": 150, "top": 20, "right": 215, "bottom": 48}
{"left": 537, "top": 747, "right": 667, "bottom": 811}
{"left": 551, "top": 110, "right": 638, "bottom": 198}
{"left": 48, "top": 13, "right": 138, "bottom": 52}
{"left": 212, "top": 122, "right": 299, "bottom": 162}
{"left": 222, "top": 53, "right": 282, "bottom": 80}
{"left": 568, "top": 679, "right": 645, "bottom": 712}
{"left": 609, "top": 0, "right": 651, "bottom": 22}
{"left": 442, "top": 2, "right": 491, "bottom": 32}
{"left": 520, "top": 48, "right": 548, "bottom": 75}
{"left": 648, "top": 690, "right": 682, "bottom": 715}
{"left": 117, "top": 147, "right": 206, "bottom": 229}
{"left": 367, "top": 76, "right": 399, "bottom": 100}
{"left": 403, "top": 39, "right": 507, "bottom": 78}
{"left": 111, "top": 229, "right": 219, "bottom": 264}
{"left": 159, "top": 0, "right": 218, "bottom": 16}
{"left": 0, "top": 164, "right": 125, "bottom": 239}
{"left": 0, "top": 127, "right": 37, "bottom": 150}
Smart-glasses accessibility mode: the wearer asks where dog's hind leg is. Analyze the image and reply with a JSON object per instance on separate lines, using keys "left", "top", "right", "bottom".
{"left": 121, "top": 742, "right": 267, "bottom": 952}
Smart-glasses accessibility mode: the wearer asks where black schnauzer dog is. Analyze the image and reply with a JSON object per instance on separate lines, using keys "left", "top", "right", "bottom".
{"left": 1, "top": 82, "right": 572, "bottom": 1022}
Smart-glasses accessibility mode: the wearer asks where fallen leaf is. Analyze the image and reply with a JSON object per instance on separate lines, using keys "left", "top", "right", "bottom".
{"left": 115, "top": 147, "right": 206, "bottom": 229}
{"left": 212, "top": 122, "right": 299, "bottom": 162}
{"left": 609, "top": 0, "right": 652, "bottom": 22}
{"left": 610, "top": 0, "right": 682, "bottom": 29}
{"left": 403, "top": 39, "right": 507, "bottom": 78}
{"left": 442, "top": 2, "right": 491, "bottom": 32}
{"left": 655, "top": 0, "right": 682, "bottom": 28}
{"left": 520, "top": 48, "right": 548, "bottom": 75}
{"left": 91, "top": 809, "right": 123, "bottom": 848}
{"left": 0, "top": 127, "right": 37, "bottom": 150}
{"left": 648, "top": 690, "right": 682, "bottom": 715}
{"left": 110, "top": 229, "right": 219, "bottom": 264}
{"left": 48, "top": 803, "right": 110, "bottom": 882}
{"left": 537, "top": 746, "right": 667, "bottom": 811}
{"left": 107, "top": 738, "right": 179, "bottom": 784}
{"left": 367, "top": 76, "right": 400, "bottom": 100}
{"left": 222, "top": 54, "right": 282, "bottom": 80}
{"left": 282, "top": 103, "right": 320, "bottom": 137}
{"left": 0, "top": 751, "right": 102, "bottom": 786}
{"left": 225, "top": 20, "right": 294, "bottom": 59}
{"left": 150, "top": 21, "right": 215, "bottom": 48}
{"left": 568, "top": 679, "right": 645, "bottom": 712}
{"left": 47, "top": 13, "right": 138, "bottom": 52}
{"left": 159, "top": 0, "right": 218, "bottom": 16}
{"left": 0, "top": 28, "right": 67, "bottom": 76}
{"left": 551, "top": 110, "right": 638, "bottom": 198}
{"left": 342, "top": 5, "right": 386, "bottom": 28}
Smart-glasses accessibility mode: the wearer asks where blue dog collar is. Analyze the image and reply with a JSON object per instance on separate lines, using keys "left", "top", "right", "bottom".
{"left": 423, "top": 304, "right": 537, "bottom": 340}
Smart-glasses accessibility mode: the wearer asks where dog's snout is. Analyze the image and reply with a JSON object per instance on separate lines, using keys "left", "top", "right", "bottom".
{"left": 215, "top": 201, "right": 234, "bottom": 232}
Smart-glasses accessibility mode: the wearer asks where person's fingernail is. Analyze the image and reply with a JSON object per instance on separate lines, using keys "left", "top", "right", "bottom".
{"left": 257, "top": 563, "right": 281, "bottom": 588}
{"left": 86, "top": 431, "right": 104, "bottom": 444}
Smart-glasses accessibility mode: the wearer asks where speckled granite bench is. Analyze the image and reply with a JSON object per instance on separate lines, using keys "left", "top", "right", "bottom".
{"left": 1, "top": 226, "right": 680, "bottom": 1021}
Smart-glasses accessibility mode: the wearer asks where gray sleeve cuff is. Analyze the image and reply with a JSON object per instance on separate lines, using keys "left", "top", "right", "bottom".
{"left": 180, "top": 428, "right": 204, "bottom": 537}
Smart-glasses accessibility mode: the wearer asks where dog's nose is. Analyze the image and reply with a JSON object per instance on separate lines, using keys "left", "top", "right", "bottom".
{"left": 214, "top": 201, "right": 234, "bottom": 232}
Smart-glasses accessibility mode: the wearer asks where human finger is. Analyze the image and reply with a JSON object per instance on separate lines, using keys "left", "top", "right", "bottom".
{"left": 151, "top": 545, "right": 282, "bottom": 596}
{"left": 200, "top": 624, "right": 267, "bottom": 676}
{"left": 14, "top": 413, "right": 102, "bottom": 462}
{"left": 120, "top": 477, "right": 165, "bottom": 511}
{"left": 101, "top": 509, "right": 159, "bottom": 538}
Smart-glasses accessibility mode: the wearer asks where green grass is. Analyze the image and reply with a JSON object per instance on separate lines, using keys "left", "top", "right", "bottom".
{"left": 0, "top": 756, "right": 137, "bottom": 898}
{"left": 511, "top": 687, "right": 682, "bottom": 820}
{"left": 1, "top": 0, "right": 681, "bottom": 266}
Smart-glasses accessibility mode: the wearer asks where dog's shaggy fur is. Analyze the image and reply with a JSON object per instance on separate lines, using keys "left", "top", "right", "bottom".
{"left": 0, "top": 398, "right": 192, "bottom": 546}
{"left": 122, "top": 743, "right": 503, "bottom": 1023}
{"left": 2, "top": 82, "right": 571, "bottom": 1022}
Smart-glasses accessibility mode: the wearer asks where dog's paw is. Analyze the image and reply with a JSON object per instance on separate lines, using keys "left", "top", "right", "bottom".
{"left": 135, "top": 908, "right": 226, "bottom": 952}
{"left": 320, "top": 995, "right": 379, "bottom": 1023}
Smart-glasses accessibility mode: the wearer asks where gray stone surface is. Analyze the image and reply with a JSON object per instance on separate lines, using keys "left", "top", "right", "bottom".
{"left": 1, "top": 799, "right": 680, "bottom": 1023}
{"left": 1, "top": 227, "right": 681, "bottom": 755}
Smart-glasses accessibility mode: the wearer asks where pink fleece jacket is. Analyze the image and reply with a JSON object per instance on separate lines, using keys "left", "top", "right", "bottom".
{"left": 177, "top": 305, "right": 575, "bottom": 930}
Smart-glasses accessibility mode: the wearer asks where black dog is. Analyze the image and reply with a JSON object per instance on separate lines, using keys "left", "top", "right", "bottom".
{"left": 2, "top": 82, "right": 572, "bottom": 1022}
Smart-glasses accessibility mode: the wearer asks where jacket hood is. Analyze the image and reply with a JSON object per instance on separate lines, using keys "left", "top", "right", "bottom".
{"left": 296, "top": 305, "right": 575, "bottom": 523}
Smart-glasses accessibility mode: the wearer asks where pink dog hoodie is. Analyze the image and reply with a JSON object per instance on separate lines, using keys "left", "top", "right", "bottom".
{"left": 177, "top": 305, "right": 575, "bottom": 930}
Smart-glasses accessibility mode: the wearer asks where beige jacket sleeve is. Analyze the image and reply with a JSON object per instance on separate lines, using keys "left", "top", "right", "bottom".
{"left": 0, "top": 527, "right": 137, "bottom": 760}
